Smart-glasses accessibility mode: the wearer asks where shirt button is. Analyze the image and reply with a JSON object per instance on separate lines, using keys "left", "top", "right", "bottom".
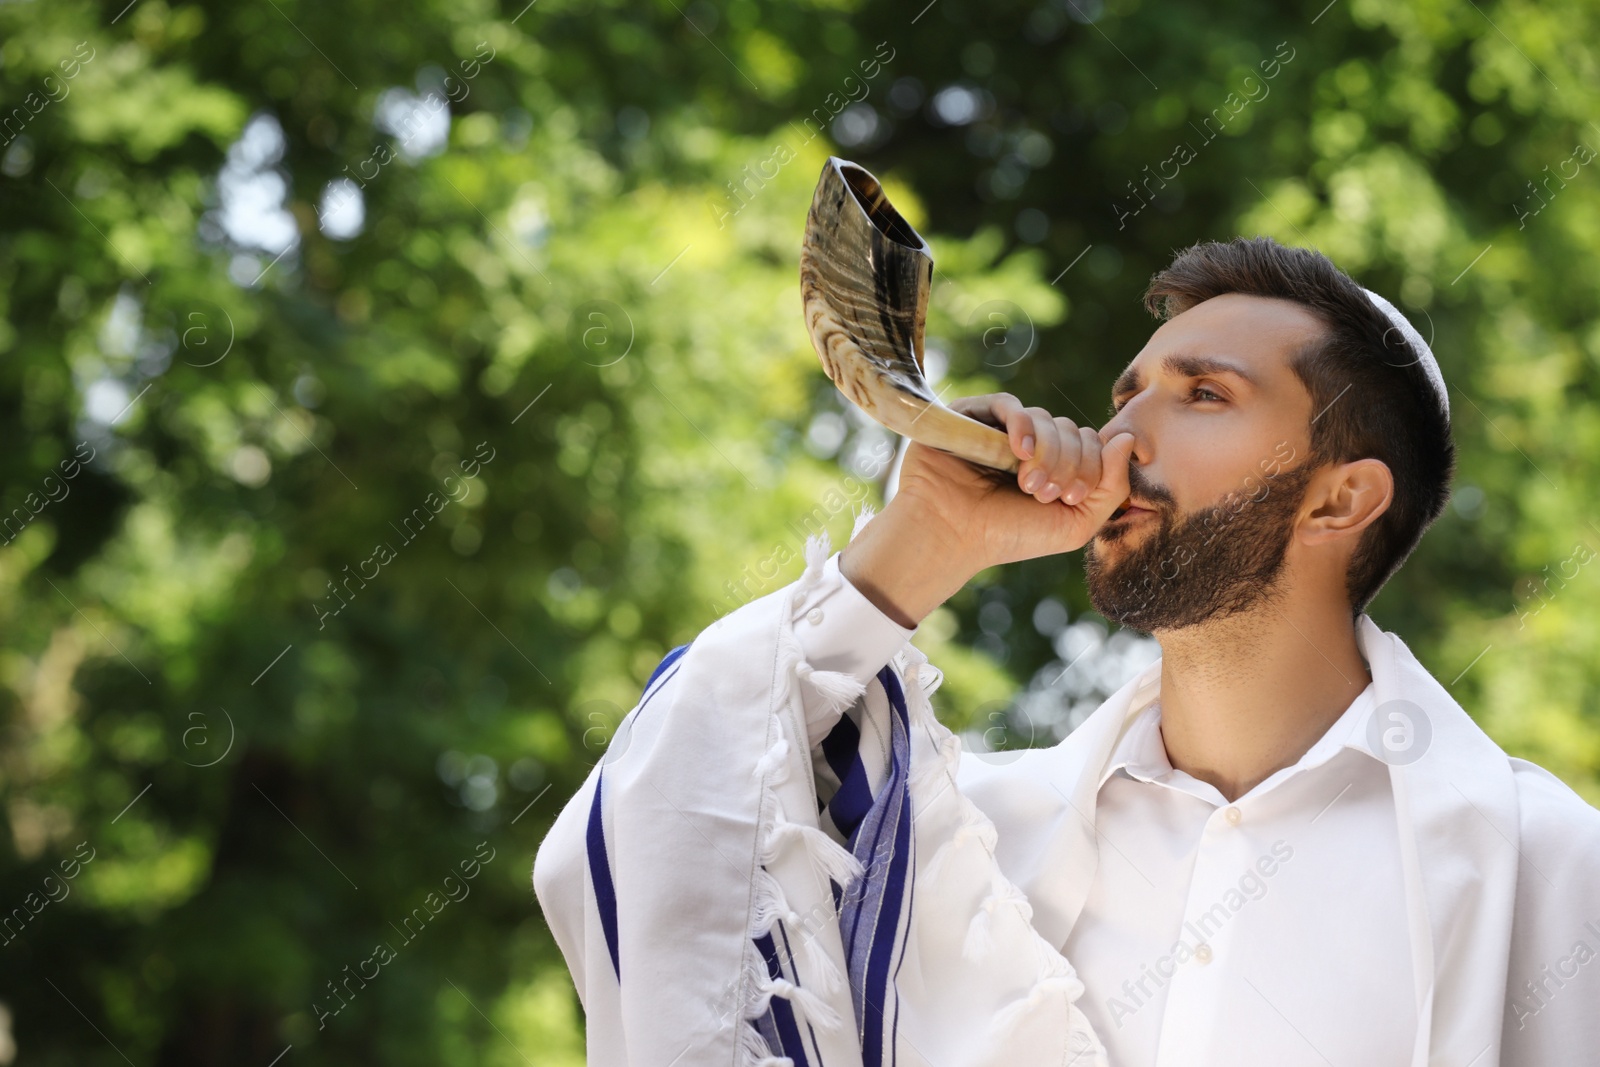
{"left": 1224, "top": 805, "right": 1242, "bottom": 826}
{"left": 806, "top": 608, "right": 824, "bottom": 625}
{"left": 1193, "top": 943, "right": 1213, "bottom": 965}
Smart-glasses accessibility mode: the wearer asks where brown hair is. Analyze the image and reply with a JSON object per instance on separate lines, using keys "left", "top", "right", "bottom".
{"left": 1143, "top": 236, "right": 1455, "bottom": 615}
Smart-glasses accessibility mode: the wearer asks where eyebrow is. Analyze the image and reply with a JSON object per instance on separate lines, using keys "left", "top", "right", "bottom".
{"left": 1112, "top": 353, "right": 1259, "bottom": 402}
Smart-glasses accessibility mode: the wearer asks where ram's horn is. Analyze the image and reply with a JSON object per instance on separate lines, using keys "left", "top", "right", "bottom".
{"left": 799, "top": 157, "right": 1019, "bottom": 474}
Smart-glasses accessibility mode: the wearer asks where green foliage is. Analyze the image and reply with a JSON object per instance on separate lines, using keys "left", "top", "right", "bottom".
{"left": 1, "top": 0, "right": 1597, "bottom": 1061}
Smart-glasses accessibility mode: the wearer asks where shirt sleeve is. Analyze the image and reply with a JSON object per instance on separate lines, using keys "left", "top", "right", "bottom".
{"left": 789, "top": 549, "right": 918, "bottom": 750}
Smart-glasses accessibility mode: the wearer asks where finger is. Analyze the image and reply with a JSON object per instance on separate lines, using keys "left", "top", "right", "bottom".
{"left": 1062, "top": 425, "right": 1101, "bottom": 505}
{"left": 953, "top": 393, "right": 1032, "bottom": 459}
{"left": 994, "top": 394, "right": 1034, "bottom": 459}
{"left": 1087, "top": 433, "right": 1137, "bottom": 517}
{"left": 1020, "top": 407, "right": 1061, "bottom": 498}
{"left": 1040, "top": 415, "right": 1083, "bottom": 503}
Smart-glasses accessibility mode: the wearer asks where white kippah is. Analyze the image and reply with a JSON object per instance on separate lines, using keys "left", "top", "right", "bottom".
{"left": 1361, "top": 288, "right": 1449, "bottom": 420}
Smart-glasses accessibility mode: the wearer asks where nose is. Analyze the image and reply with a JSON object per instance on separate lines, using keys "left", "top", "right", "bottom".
{"left": 1098, "top": 402, "right": 1146, "bottom": 462}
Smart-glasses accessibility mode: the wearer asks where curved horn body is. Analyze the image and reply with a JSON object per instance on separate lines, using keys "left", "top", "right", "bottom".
{"left": 799, "top": 157, "right": 1019, "bottom": 474}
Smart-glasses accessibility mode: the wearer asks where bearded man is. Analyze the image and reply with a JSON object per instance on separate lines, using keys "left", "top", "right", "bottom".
{"left": 535, "top": 236, "right": 1600, "bottom": 1067}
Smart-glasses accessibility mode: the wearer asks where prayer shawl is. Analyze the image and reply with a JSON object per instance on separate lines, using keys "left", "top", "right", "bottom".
{"left": 534, "top": 522, "right": 1600, "bottom": 1066}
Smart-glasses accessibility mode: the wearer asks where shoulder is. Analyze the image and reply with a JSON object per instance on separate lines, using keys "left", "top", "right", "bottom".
{"left": 1507, "top": 755, "right": 1600, "bottom": 888}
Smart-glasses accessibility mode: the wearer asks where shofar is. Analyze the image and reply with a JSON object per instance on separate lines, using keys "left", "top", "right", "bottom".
{"left": 799, "top": 156, "right": 1129, "bottom": 518}
{"left": 799, "top": 157, "right": 1020, "bottom": 474}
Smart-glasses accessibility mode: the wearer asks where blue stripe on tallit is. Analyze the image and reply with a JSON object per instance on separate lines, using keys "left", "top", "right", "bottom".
{"left": 646, "top": 642, "right": 691, "bottom": 690}
{"left": 777, "top": 918, "right": 825, "bottom": 1062}
{"left": 822, "top": 711, "right": 873, "bottom": 841}
{"left": 830, "top": 666, "right": 913, "bottom": 1067}
{"left": 584, "top": 645, "right": 692, "bottom": 982}
{"left": 586, "top": 772, "right": 623, "bottom": 980}
{"left": 862, "top": 668, "right": 912, "bottom": 1064}
{"left": 889, "top": 784, "right": 917, "bottom": 1066}
{"left": 754, "top": 931, "right": 811, "bottom": 1066}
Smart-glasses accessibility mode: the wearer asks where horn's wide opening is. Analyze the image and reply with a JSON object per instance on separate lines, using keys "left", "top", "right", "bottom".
{"left": 840, "top": 164, "right": 925, "bottom": 251}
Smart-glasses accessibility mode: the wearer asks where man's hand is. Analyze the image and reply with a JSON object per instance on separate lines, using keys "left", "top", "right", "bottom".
{"left": 840, "top": 393, "right": 1135, "bottom": 627}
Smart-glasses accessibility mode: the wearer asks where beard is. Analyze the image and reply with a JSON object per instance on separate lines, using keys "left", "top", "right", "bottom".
{"left": 1083, "top": 461, "right": 1319, "bottom": 633}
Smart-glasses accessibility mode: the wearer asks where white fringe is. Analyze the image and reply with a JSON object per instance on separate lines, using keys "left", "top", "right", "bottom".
{"left": 761, "top": 978, "right": 843, "bottom": 1031}
{"left": 775, "top": 617, "right": 870, "bottom": 719}
{"left": 788, "top": 922, "right": 846, "bottom": 996}
{"left": 747, "top": 864, "right": 845, "bottom": 998}
{"left": 762, "top": 817, "right": 865, "bottom": 887}
{"left": 962, "top": 876, "right": 1035, "bottom": 962}
{"left": 850, "top": 504, "right": 877, "bottom": 541}
{"left": 907, "top": 730, "right": 963, "bottom": 796}
{"left": 989, "top": 970, "right": 1088, "bottom": 1035}
{"left": 747, "top": 866, "right": 792, "bottom": 938}
{"left": 737, "top": 524, "right": 880, "bottom": 1061}
{"left": 921, "top": 805, "right": 1000, "bottom": 885}
{"left": 752, "top": 735, "right": 792, "bottom": 784}
{"left": 795, "top": 533, "right": 831, "bottom": 599}
{"left": 791, "top": 657, "right": 869, "bottom": 717}
{"left": 736, "top": 1018, "right": 786, "bottom": 1065}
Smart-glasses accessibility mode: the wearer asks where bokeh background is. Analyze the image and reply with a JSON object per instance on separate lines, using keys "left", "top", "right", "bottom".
{"left": 3, "top": 0, "right": 1598, "bottom": 1062}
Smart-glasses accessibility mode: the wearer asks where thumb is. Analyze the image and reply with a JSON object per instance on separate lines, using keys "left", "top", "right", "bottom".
{"left": 1089, "top": 432, "right": 1137, "bottom": 517}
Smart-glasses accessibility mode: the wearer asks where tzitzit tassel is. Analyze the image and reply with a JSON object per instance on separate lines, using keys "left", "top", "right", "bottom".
{"left": 747, "top": 866, "right": 790, "bottom": 939}
{"left": 795, "top": 532, "right": 832, "bottom": 594}
{"left": 962, "top": 876, "right": 1034, "bottom": 962}
{"left": 752, "top": 735, "right": 792, "bottom": 784}
{"left": 989, "top": 971, "right": 1088, "bottom": 1035}
{"left": 762, "top": 818, "right": 866, "bottom": 887}
{"left": 736, "top": 1017, "right": 792, "bottom": 1067}
{"left": 758, "top": 978, "right": 843, "bottom": 1032}
{"left": 849, "top": 504, "right": 877, "bottom": 542}
{"left": 908, "top": 731, "right": 964, "bottom": 796}
{"left": 746, "top": 875, "right": 846, "bottom": 1000}
{"left": 921, "top": 813, "right": 999, "bottom": 885}
{"left": 791, "top": 659, "right": 868, "bottom": 717}
{"left": 790, "top": 923, "right": 845, "bottom": 996}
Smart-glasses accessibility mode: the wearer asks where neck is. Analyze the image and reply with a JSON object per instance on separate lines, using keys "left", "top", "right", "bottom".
{"left": 1150, "top": 586, "right": 1372, "bottom": 803}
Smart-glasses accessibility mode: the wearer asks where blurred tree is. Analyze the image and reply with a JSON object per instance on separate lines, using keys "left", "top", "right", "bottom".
{"left": 0, "top": 0, "right": 1596, "bottom": 1062}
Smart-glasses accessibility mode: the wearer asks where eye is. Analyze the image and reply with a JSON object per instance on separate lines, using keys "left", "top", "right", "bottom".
{"left": 1188, "top": 385, "right": 1226, "bottom": 404}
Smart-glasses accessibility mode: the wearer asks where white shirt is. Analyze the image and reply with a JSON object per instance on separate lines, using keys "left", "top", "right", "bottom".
{"left": 795, "top": 551, "right": 1417, "bottom": 1066}
{"left": 1066, "top": 687, "right": 1418, "bottom": 1066}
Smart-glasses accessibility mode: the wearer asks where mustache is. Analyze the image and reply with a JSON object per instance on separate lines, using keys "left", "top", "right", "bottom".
{"left": 1126, "top": 466, "right": 1175, "bottom": 511}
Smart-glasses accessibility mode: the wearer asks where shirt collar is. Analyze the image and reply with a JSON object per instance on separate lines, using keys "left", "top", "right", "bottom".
{"left": 1097, "top": 677, "right": 1382, "bottom": 792}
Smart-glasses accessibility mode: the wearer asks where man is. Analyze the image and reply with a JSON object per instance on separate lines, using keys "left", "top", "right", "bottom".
{"left": 535, "top": 237, "right": 1600, "bottom": 1066}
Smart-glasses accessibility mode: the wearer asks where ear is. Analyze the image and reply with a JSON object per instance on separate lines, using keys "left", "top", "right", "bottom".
{"left": 1299, "top": 458, "right": 1392, "bottom": 546}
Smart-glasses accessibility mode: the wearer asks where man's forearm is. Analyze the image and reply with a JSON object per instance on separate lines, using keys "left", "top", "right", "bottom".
{"left": 839, "top": 498, "right": 980, "bottom": 628}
